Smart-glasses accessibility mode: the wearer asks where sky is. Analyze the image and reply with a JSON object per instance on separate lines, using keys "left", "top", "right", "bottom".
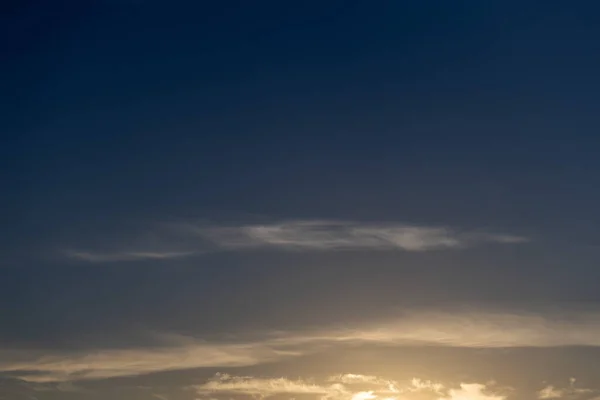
{"left": 3, "top": 1, "right": 600, "bottom": 399}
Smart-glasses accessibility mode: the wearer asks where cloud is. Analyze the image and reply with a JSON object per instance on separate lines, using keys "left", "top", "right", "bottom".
{"left": 0, "top": 340, "right": 291, "bottom": 383}
{"left": 537, "top": 380, "right": 596, "bottom": 400}
{"left": 326, "top": 374, "right": 400, "bottom": 397}
{"left": 194, "top": 374, "right": 399, "bottom": 400}
{"left": 441, "top": 383, "right": 505, "bottom": 400}
{"left": 65, "top": 250, "right": 195, "bottom": 262}
{"left": 330, "top": 374, "right": 385, "bottom": 385}
{"left": 4, "top": 310, "right": 600, "bottom": 383}
{"left": 63, "top": 219, "right": 528, "bottom": 262}
{"left": 352, "top": 391, "right": 377, "bottom": 400}
{"left": 329, "top": 374, "right": 399, "bottom": 392}
{"left": 410, "top": 379, "right": 445, "bottom": 393}
{"left": 539, "top": 386, "right": 565, "bottom": 399}
{"left": 287, "top": 309, "right": 600, "bottom": 348}
{"left": 193, "top": 374, "right": 505, "bottom": 400}
{"left": 190, "top": 220, "right": 528, "bottom": 252}
{"left": 193, "top": 373, "right": 349, "bottom": 399}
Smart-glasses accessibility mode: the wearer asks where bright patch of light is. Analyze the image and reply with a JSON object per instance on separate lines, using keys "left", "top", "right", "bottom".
{"left": 352, "top": 391, "right": 377, "bottom": 400}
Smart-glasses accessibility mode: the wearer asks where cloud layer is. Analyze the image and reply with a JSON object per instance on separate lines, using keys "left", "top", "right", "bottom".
{"left": 3, "top": 309, "right": 600, "bottom": 382}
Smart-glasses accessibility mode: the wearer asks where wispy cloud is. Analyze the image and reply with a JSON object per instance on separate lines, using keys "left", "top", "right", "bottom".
{"left": 539, "top": 386, "right": 566, "bottom": 399}
{"left": 277, "top": 309, "right": 600, "bottom": 348}
{"left": 537, "top": 379, "right": 595, "bottom": 400}
{"left": 0, "top": 340, "right": 290, "bottom": 383}
{"left": 4, "top": 310, "right": 600, "bottom": 382}
{"left": 193, "top": 374, "right": 505, "bottom": 400}
{"left": 328, "top": 374, "right": 399, "bottom": 393}
{"left": 410, "top": 379, "right": 445, "bottom": 393}
{"left": 193, "top": 373, "right": 349, "bottom": 399}
{"left": 441, "top": 383, "right": 505, "bottom": 400}
{"left": 188, "top": 220, "right": 528, "bottom": 252}
{"left": 64, "top": 219, "right": 528, "bottom": 262}
{"left": 65, "top": 250, "right": 196, "bottom": 262}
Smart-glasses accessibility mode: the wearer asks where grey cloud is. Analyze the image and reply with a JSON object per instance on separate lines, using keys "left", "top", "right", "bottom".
{"left": 65, "top": 250, "right": 196, "bottom": 262}
{"left": 189, "top": 220, "right": 529, "bottom": 252}
{"left": 64, "top": 219, "right": 528, "bottom": 262}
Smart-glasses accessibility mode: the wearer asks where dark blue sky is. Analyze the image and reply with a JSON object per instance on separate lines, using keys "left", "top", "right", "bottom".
{"left": 3, "top": 2, "right": 600, "bottom": 400}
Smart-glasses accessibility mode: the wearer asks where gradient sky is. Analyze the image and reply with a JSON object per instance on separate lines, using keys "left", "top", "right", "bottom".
{"left": 3, "top": 1, "right": 600, "bottom": 400}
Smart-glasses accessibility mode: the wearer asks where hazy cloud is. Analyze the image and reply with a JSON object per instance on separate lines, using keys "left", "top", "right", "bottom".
{"left": 0, "top": 340, "right": 290, "bottom": 383}
{"left": 65, "top": 250, "right": 195, "bottom": 262}
{"left": 190, "top": 220, "right": 528, "bottom": 252}
{"left": 441, "top": 383, "right": 505, "bottom": 400}
{"left": 537, "top": 379, "right": 596, "bottom": 400}
{"left": 194, "top": 373, "right": 349, "bottom": 399}
{"left": 4, "top": 310, "right": 600, "bottom": 382}
{"left": 294, "top": 309, "right": 600, "bottom": 348}
{"left": 539, "top": 386, "right": 565, "bottom": 399}
{"left": 64, "top": 219, "right": 528, "bottom": 262}
{"left": 194, "top": 374, "right": 504, "bottom": 400}
{"left": 410, "top": 379, "right": 445, "bottom": 393}
{"left": 329, "top": 374, "right": 399, "bottom": 392}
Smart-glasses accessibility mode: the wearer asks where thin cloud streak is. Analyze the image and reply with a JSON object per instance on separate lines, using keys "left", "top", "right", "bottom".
{"left": 194, "top": 373, "right": 349, "bottom": 399}
{"left": 63, "top": 219, "right": 528, "bottom": 262}
{"left": 64, "top": 250, "right": 196, "bottom": 262}
{"left": 306, "top": 310, "right": 600, "bottom": 347}
{"left": 0, "top": 341, "right": 291, "bottom": 383}
{"left": 4, "top": 310, "right": 600, "bottom": 382}
{"left": 329, "top": 374, "right": 399, "bottom": 392}
{"left": 191, "top": 220, "right": 529, "bottom": 252}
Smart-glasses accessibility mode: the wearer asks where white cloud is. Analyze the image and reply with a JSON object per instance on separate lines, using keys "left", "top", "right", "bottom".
{"left": 410, "top": 379, "right": 445, "bottom": 393}
{"left": 537, "top": 380, "right": 596, "bottom": 400}
{"left": 539, "top": 386, "right": 565, "bottom": 399}
{"left": 440, "top": 383, "right": 505, "bottom": 400}
{"left": 328, "top": 375, "right": 399, "bottom": 394}
{"left": 351, "top": 391, "right": 377, "bottom": 400}
{"left": 194, "top": 373, "right": 349, "bottom": 399}
{"left": 193, "top": 220, "right": 528, "bottom": 252}
{"left": 330, "top": 374, "right": 385, "bottom": 385}
{"left": 194, "top": 374, "right": 404, "bottom": 400}
{"left": 193, "top": 374, "right": 506, "bottom": 400}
